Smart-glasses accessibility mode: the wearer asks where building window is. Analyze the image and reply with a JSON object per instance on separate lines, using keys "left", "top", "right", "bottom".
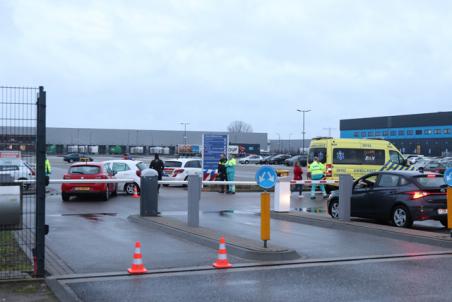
{"left": 390, "top": 130, "right": 397, "bottom": 136}
{"left": 424, "top": 129, "right": 432, "bottom": 135}
{"left": 407, "top": 130, "right": 413, "bottom": 135}
{"left": 444, "top": 129, "right": 450, "bottom": 134}
{"left": 415, "top": 130, "right": 422, "bottom": 135}
{"left": 353, "top": 132, "right": 359, "bottom": 138}
{"left": 361, "top": 132, "right": 366, "bottom": 137}
{"left": 383, "top": 131, "right": 389, "bottom": 136}
{"left": 368, "top": 131, "right": 374, "bottom": 137}
{"left": 375, "top": 131, "right": 381, "bottom": 136}
{"left": 398, "top": 130, "right": 405, "bottom": 136}
{"left": 434, "top": 129, "right": 441, "bottom": 134}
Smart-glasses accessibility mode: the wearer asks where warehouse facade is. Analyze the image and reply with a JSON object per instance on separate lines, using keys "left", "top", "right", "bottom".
{"left": 340, "top": 111, "right": 452, "bottom": 156}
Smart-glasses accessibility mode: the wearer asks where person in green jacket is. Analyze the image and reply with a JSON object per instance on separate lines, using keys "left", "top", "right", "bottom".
{"left": 309, "top": 156, "right": 327, "bottom": 199}
{"left": 45, "top": 156, "right": 51, "bottom": 187}
{"left": 225, "top": 155, "right": 236, "bottom": 194}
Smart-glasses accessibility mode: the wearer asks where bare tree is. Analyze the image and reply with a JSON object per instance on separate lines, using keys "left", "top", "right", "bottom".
{"left": 227, "top": 121, "right": 253, "bottom": 134}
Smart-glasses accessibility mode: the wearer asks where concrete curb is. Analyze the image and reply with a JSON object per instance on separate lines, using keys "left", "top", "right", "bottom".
{"left": 270, "top": 211, "right": 452, "bottom": 248}
{"left": 128, "top": 215, "right": 301, "bottom": 261}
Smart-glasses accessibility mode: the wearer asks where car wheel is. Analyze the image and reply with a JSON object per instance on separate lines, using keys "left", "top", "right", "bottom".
{"left": 62, "top": 193, "right": 70, "bottom": 202}
{"left": 329, "top": 200, "right": 339, "bottom": 219}
{"left": 101, "top": 187, "right": 110, "bottom": 201}
{"left": 69, "top": 159, "right": 73, "bottom": 163}
{"left": 391, "top": 205, "right": 413, "bottom": 228}
{"left": 440, "top": 218, "right": 448, "bottom": 228}
{"left": 244, "top": 160, "right": 249, "bottom": 164}
{"left": 125, "top": 183, "right": 136, "bottom": 195}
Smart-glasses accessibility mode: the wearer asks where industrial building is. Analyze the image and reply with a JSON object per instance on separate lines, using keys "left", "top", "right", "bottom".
{"left": 44, "top": 127, "right": 268, "bottom": 155}
{"left": 340, "top": 111, "right": 452, "bottom": 156}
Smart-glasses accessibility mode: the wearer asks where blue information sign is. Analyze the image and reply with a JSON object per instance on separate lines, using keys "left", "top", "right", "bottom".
{"left": 444, "top": 168, "right": 452, "bottom": 187}
{"left": 255, "top": 166, "right": 277, "bottom": 189}
{"left": 202, "top": 134, "right": 228, "bottom": 170}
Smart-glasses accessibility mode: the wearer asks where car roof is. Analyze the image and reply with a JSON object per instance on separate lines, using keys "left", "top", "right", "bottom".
{"left": 166, "top": 158, "right": 201, "bottom": 163}
{"left": 372, "top": 170, "right": 437, "bottom": 177}
{"left": 103, "top": 159, "right": 141, "bottom": 164}
{"left": 70, "top": 162, "right": 102, "bottom": 167}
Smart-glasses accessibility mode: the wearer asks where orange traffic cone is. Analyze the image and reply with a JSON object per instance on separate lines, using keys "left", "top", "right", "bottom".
{"left": 128, "top": 241, "right": 148, "bottom": 274}
{"left": 132, "top": 185, "right": 140, "bottom": 198}
{"left": 213, "top": 236, "right": 232, "bottom": 269}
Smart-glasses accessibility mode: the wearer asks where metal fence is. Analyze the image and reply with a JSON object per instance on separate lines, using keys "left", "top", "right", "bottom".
{"left": 0, "top": 86, "right": 46, "bottom": 279}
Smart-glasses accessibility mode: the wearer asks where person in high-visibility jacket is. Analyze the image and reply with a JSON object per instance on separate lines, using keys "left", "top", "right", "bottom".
{"left": 225, "top": 155, "right": 236, "bottom": 194}
{"left": 45, "top": 156, "right": 51, "bottom": 187}
{"left": 308, "top": 156, "right": 327, "bottom": 199}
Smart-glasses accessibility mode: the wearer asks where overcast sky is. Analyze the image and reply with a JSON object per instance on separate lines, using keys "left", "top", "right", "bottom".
{"left": 1, "top": 0, "right": 451, "bottom": 139}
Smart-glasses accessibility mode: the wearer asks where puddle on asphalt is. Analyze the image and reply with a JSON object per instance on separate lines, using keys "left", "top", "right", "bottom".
{"left": 61, "top": 213, "right": 117, "bottom": 222}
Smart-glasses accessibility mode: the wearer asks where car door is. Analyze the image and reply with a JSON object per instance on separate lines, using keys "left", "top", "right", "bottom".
{"left": 351, "top": 174, "right": 378, "bottom": 218}
{"left": 112, "top": 162, "right": 130, "bottom": 191}
{"left": 370, "top": 174, "right": 401, "bottom": 219}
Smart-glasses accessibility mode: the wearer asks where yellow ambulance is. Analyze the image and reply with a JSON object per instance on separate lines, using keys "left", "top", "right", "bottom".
{"left": 308, "top": 137, "right": 406, "bottom": 180}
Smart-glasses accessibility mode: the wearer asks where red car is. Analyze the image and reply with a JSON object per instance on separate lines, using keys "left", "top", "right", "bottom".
{"left": 61, "top": 162, "right": 117, "bottom": 201}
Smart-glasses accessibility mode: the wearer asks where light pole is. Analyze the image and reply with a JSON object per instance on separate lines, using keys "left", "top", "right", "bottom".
{"left": 179, "top": 122, "right": 190, "bottom": 145}
{"left": 323, "top": 127, "right": 336, "bottom": 137}
{"left": 297, "top": 109, "right": 311, "bottom": 154}
{"left": 276, "top": 132, "right": 281, "bottom": 153}
{"left": 288, "top": 133, "right": 293, "bottom": 154}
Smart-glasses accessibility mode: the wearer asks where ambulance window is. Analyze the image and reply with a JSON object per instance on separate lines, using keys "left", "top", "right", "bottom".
{"left": 333, "top": 149, "right": 385, "bottom": 165}
{"left": 308, "top": 148, "right": 326, "bottom": 164}
{"left": 389, "top": 151, "right": 404, "bottom": 165}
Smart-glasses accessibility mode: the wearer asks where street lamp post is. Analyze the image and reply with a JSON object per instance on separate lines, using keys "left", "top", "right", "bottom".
{"left": 179, "top": 122, "right": 190, "bottom": 145}
{"left": 297, "top": 109, "right": 311, "bottom": 154}
{"left": 276, "top": 133, "right": 281, "bottom": 153}
{"left": 323, "top": 127, "right": 336, "bottom": 137}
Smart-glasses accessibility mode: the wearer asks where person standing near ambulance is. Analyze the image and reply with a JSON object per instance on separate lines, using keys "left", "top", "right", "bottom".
{"left": 309, "top": 156, "right": 327, "bottom": 199}
{"left": 225, "top": 154, "right": 236, "bottom": 194}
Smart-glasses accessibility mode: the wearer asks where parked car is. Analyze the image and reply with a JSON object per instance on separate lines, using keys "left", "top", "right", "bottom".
{"left": 327, "top": 171, "right": 448, "bottom": 227}
{"left": 418, "top": 160, "right": 448, "bottom": 174}
{"left": 0, "top": 158, "right": 35, "bottom": 188}
{"left": 63, "top": 153, "right": 93, "bottom": 163}
{"left": 103, "top": 160, "right": 148, "bottom": 194}
{"left": 61, "top": 162, "right": 117, "bottom": 201}
{"left": 284, "top": 154, "right": 308, "bottom": 166}
{"left": 258, "top": 155, "right": 275, "bottom": 165}
{"left": 238, "top": 155, "right": 263, "bottom": 164}
{"left": 162, "top": 158, "right": 203, "bottom": 185}
{"left": 268, "top": 154, "right": 292, "bottom": 165}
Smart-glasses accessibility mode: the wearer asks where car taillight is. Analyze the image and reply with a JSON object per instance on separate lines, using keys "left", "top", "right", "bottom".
{"left": 63, "top": 175, "right": 70, "bottom": 179}
{"left": 136, "top": 170, "right": 141, "bottom": 177}
{"left": 173, "top": 169, "right": 184, "bottom": 177}
{"left": 95, "top": 175, "right": 108, "bottom": 179}
{"left": 325, "top": 164, "right": 333, "bottom": 177}
{"left": 407, "top": 191, "right": 430, "bottom": 200}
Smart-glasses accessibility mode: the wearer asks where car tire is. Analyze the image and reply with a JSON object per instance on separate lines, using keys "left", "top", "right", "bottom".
{"left": 69, "top": 159, "right": 74, "bottom": 163}
{"left": 125, "top": 183, "right": 136, "bottom": 195}
{"left": 244, "top": 160, "right": 249, "bottom": 164}
{"left": 440, "top": 218, "right": 448, "bottom": 228}
{"left": 329, "top": 199, "right": 340, "bottom": 219}
{"left": 62, "top": 193, "right": 70, "bottom": 202}
{"left": 391, "top": 205, "right": 413, "bottom": 228}
{"left": 101, "top": 187, "right": 110, "bottom": 201}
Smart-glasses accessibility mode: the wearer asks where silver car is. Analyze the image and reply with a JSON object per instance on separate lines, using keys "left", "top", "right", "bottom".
{"left": 238, "top": 155, "right": 263, "bottom": 164}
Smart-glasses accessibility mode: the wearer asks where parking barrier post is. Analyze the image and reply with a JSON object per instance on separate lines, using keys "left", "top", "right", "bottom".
{"left": 188, "top": 175, "right": 201, "bottom": 227}
{"left": 338, "top": 174, "right": 353, "bottom": 221}
{"left": 447, "top": 187, "right": 451, "bottom": 236}
{"left": 261, "top": 192, "right": 271, "bottom": 248}
{"left": 140, "top": 169, "right": 159, "bottom": 217}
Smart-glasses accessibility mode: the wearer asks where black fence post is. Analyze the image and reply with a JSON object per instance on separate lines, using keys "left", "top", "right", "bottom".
{"left": 35, "top": 86, "right": 46, "bottom": 277}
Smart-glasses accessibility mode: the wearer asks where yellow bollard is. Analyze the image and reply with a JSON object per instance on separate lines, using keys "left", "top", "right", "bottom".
{"left": 448, "top": 187, "right": 452, "bottom": 230}
{"left": 261, "top": 192, "right": 270, "bottom": 248}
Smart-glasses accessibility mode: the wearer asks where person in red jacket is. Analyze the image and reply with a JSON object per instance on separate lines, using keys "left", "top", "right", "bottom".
{"left": 293, "top": 161, "right": 303, "bottom": 198}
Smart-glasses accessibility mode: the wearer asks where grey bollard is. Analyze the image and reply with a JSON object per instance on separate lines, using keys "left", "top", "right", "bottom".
{"left": 187, "top": 174, "right": 201, "bottom": 227}
{"left": 140, "top": 168, "right": 159, "bottom": 217}
{"left": 338, "top": 174, "right": 353, "bottom": 221}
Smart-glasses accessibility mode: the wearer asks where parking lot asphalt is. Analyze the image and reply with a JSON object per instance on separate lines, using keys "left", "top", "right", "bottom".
{"left": 63, "top": 255, "right": 452, "bottom": 302}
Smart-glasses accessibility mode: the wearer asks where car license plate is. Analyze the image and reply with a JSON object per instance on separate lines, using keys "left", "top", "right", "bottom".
{"left": 438, "top": 209, "right": 448, "bottom": 215}
{"left": 75, "top": 187, "right": 90, "bottom": 191}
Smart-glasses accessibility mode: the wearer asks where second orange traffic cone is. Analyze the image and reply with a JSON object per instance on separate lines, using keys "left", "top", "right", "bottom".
{"left": 213, "top": 236, "right": 232, "bottom": 269}
{"left": 132, "top": 185, "right": 140, "bottom": 198}
{"left": 128, "top": 241, "right": 148, "bottom": 274}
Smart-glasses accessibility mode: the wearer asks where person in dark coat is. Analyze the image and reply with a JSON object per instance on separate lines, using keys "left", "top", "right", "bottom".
{"left": 217, "top": 153, "right": 228, "bottom": 193}
{"left": 150, "top": 154, "right": 164, "bottom": 184}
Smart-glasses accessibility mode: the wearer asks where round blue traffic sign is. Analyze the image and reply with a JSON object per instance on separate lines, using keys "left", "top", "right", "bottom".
{"left": 255, "top": 166, "right": 278, "bottom": 189}
{"left": 444, "top": 168, "right": 452, "bottom": 187}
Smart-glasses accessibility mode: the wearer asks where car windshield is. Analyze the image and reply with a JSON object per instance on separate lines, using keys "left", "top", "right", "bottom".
{"left": 414, "top": 175, "right": 446, "bottom": 188}
{"left": 136, "top": 162, "right": 147, "bottom": 170}
{"left": 165, "top": 161, "right": 182, "bottom": 168}
{"left": 69, "top": 166, "right": 100, "bottom": 174}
